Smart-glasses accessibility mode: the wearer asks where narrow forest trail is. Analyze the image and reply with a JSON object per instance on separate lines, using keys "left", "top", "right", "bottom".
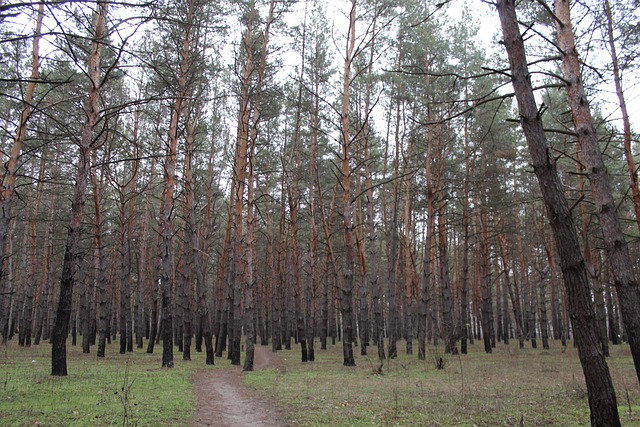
{"left": 190, "top": 346, "right": 286, "bottom": 427}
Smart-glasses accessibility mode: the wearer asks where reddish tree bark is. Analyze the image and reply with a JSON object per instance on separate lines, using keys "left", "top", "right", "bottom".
{"left": 603, "top": 0, "right": 640, "bottom": 235}
{"left": 554, "top": 0, "right": 640, "bottom": 385}
{"left": 0, "top": 3, "right": 43, "bottom": 343}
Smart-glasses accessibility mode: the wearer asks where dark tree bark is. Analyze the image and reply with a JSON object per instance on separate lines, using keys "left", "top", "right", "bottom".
{"left": 401, "top": 134, "right": 414, "bottom": 356}
{"left": 478, "top": 211, "right": 493, "bottom": 354}
{"left": 185, "top": 118, "right": 214, "bottom": 365}
{"left": 23, "top": 155, "right": 45, "bottom": 348}
{"left": 460, "top": 112, "right": 472, "bottom": 355}
{"left": 51, "top": 1, "right": 107, "bottom": 376}
{"left": 34, "top": 164, "right": 58, "bottom": 346}
{"left": 243, "top": 137, "right": 257, "bottom": 371}
{"left": 386, "top": 81, "right": 402, "bottom": 359}
{"left": 146, "top": 232, "right": 161, "bottom": 354}
{"left": 228, "top": 4, "right": 255, "bottom": 366}
{"left": 438, "top": 203, "right": 456, "bottom": 354}
{"left": 362, "top": 70, "right": 383, "bottom": 361}
{"left": 496, "top": 1, "right": 620, "bottom": 424}
{"left": 158, "top": 0, "right": 200, "bottom": 368}
{"left": 90, "top": 150, "right": 110, "bottom": 358}
{"left": 264, "top": 149, "right": 280, "bottom": 353}
{"left": 136, "top": 151, "right": 152, "bottom": 351}
{"left": 498, "top": 231, "right": 524, "bottom": 349}
{"left": 540, "top": 205, "right": 563, "bottom": 343}
{"left": 536, "top": 253, "right": 550, "bottom": 351}
{"left": 338, "top": 0, "right": 357, "bottom": 367}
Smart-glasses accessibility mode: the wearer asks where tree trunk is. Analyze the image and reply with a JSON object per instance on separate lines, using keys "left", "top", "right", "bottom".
{"left": 146, "top": 233, "right": 161, "bottom": 354}
{"left": 184, "top": 119, "right": 214, "bottom": 365}
{"left": 478, "top": 210, "right": 493, "bottom": 354}
{"left": 243, "top": 137, "right": 257, "bottom": 371}
{"left": 51, "top": 1, "right": 107, "bottom": 376}
{"left": 338, "top": 0, "right": 357, "bottom": 367}
{"left": 460, "top": 114, "right": 472, "bottom": 354}
{"left": 537, "top": 256, "right": 550, "bottom": 351}
{"left": 496, "top": 1, "right": 620, "bottom": 423}
{"left": 438, "top": 204, "right": 456, "bottom": 354}
{"left": 362, "top": 70, "right": 383, "bottom": 361}
{"left": 0, "top": 3, "right": 43, "bottom": 344}
{"left": 603, "top": 0, "right": 640, "bottom": 236}
{"left": 34, "top": 185, "right": 56, "bottom": 346}
{"left": 23, "top": 156, "right": 44, "bottom": 348}
{"left": 401, "top": 134, "right": 414, "bottom": 356}
{"left": 554, "top": 0, "right": 640, "bottom": 386}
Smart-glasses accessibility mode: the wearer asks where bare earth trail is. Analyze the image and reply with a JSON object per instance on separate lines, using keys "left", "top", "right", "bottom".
{"left": 190, "top": 346, "right": 287, "bottom": 427}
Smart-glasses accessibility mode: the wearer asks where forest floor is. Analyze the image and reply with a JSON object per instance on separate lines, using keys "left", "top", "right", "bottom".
{"left": 3, "top": 339, "right": 639, "bottom": 426}
{"left": 190, "top": 346, "right": 287, "bottom": 427}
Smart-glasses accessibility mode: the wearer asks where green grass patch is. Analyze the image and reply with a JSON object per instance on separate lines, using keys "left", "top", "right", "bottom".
{"left": 245, "top": 341, "right": 640, "bottom": 426}
{"left": 0, "top": 340, "right": 213, "bottom": 427}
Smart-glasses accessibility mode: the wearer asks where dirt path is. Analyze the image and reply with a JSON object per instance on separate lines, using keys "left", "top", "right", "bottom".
{"left": 190, "top": 346, "right": 286, "bottom": 427}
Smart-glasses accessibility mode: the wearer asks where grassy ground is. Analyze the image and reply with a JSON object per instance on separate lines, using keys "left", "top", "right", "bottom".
{"left": 0, "top": 340, "right": 207, "bottom": 427}
{"left": 245, "top": 340, "right": 640, "bottom": 427}
{"left": 2, "top": 338, "right": 640, "bottom": 426}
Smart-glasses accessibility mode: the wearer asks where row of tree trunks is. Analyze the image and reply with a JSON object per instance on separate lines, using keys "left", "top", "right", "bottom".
{"left": 3, "top": 4, "right": 638, "bottom": 400}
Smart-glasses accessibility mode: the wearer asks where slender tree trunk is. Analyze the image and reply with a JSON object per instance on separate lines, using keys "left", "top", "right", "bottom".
{"left": 540, "top": 204, "right": 563, "bottom": 342}
{"left": 305, "top": 15, "right": 326, "bottom": 359}
{"left": 317, "top": 182, "right": 341, "bottom": 354}
{"left": 263, "top": 150, "right": 280, "bottom": 353}
{"left": 362, "top": 74, "right": 383, "bottom": 361}
{"left": 184, "top": 124, "right": 214, "bottom": 365}
{"left": 536, "top": 255, "right": 550, "bottom": 351}
{"left": 501, "top": 263, "right": 510, "bottom": 345}
{"left": 136, "top": 155, "right": 152, "bottom": 351}
{"left": 118, "top": 188, "right": 132, "bottom": 355}
{"left": 337, "top": 0, "right": 357, "bottom": 367}
{"left": 18, "top": 180, "right": 33, "bottom": 347}
{"left": 51, "top": 1, "right": 107, "bottom": 376}
{"left": 0, "top": 3, "right": 43, "bottom": 343}
{"left": 159, "top": 0, "right": 197, "bottom": 368}
{"left": 78, "top": 254, "right": 90, "bottom": 353}
{"left": 23, "top": 155, "right": 44, "bottom": 347}
{"left": 91, "top": 152, "right": 110, "bottom": 358}
{"left": 34, "top": 164, "right": 57, "bottom": 346}
{"left": 460, "top": 120, "right": 471, "bottom": 355}
{"left": 243, "top": 138, "right": 257, "bottom": 371}
{"left": 401, "top": 135, "right": 414, "bottom": 356}
{"left": 514, "top": 184, "right": 534, "bottom": 347}
{"left": 438, "top": 204, "right": 456, "bottom": 354}
{"left": 478, "top": 211, "right": 493, "bottom": 354}
{"left": 215, "top": 183, "right": 235, "bottom": 358}
{"left": 603, "top": 0, "right": 640, "bottom": 235}
{"left": 386, "top": 80, "right": 403, "bottom": 360}
{"left": 147, "top": 232, "right": 161, "bottom": 354}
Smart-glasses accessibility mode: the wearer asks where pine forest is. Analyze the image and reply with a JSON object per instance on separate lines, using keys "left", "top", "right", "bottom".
{"left": 1, "top": 0, "right": 640, "bottom": 425}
